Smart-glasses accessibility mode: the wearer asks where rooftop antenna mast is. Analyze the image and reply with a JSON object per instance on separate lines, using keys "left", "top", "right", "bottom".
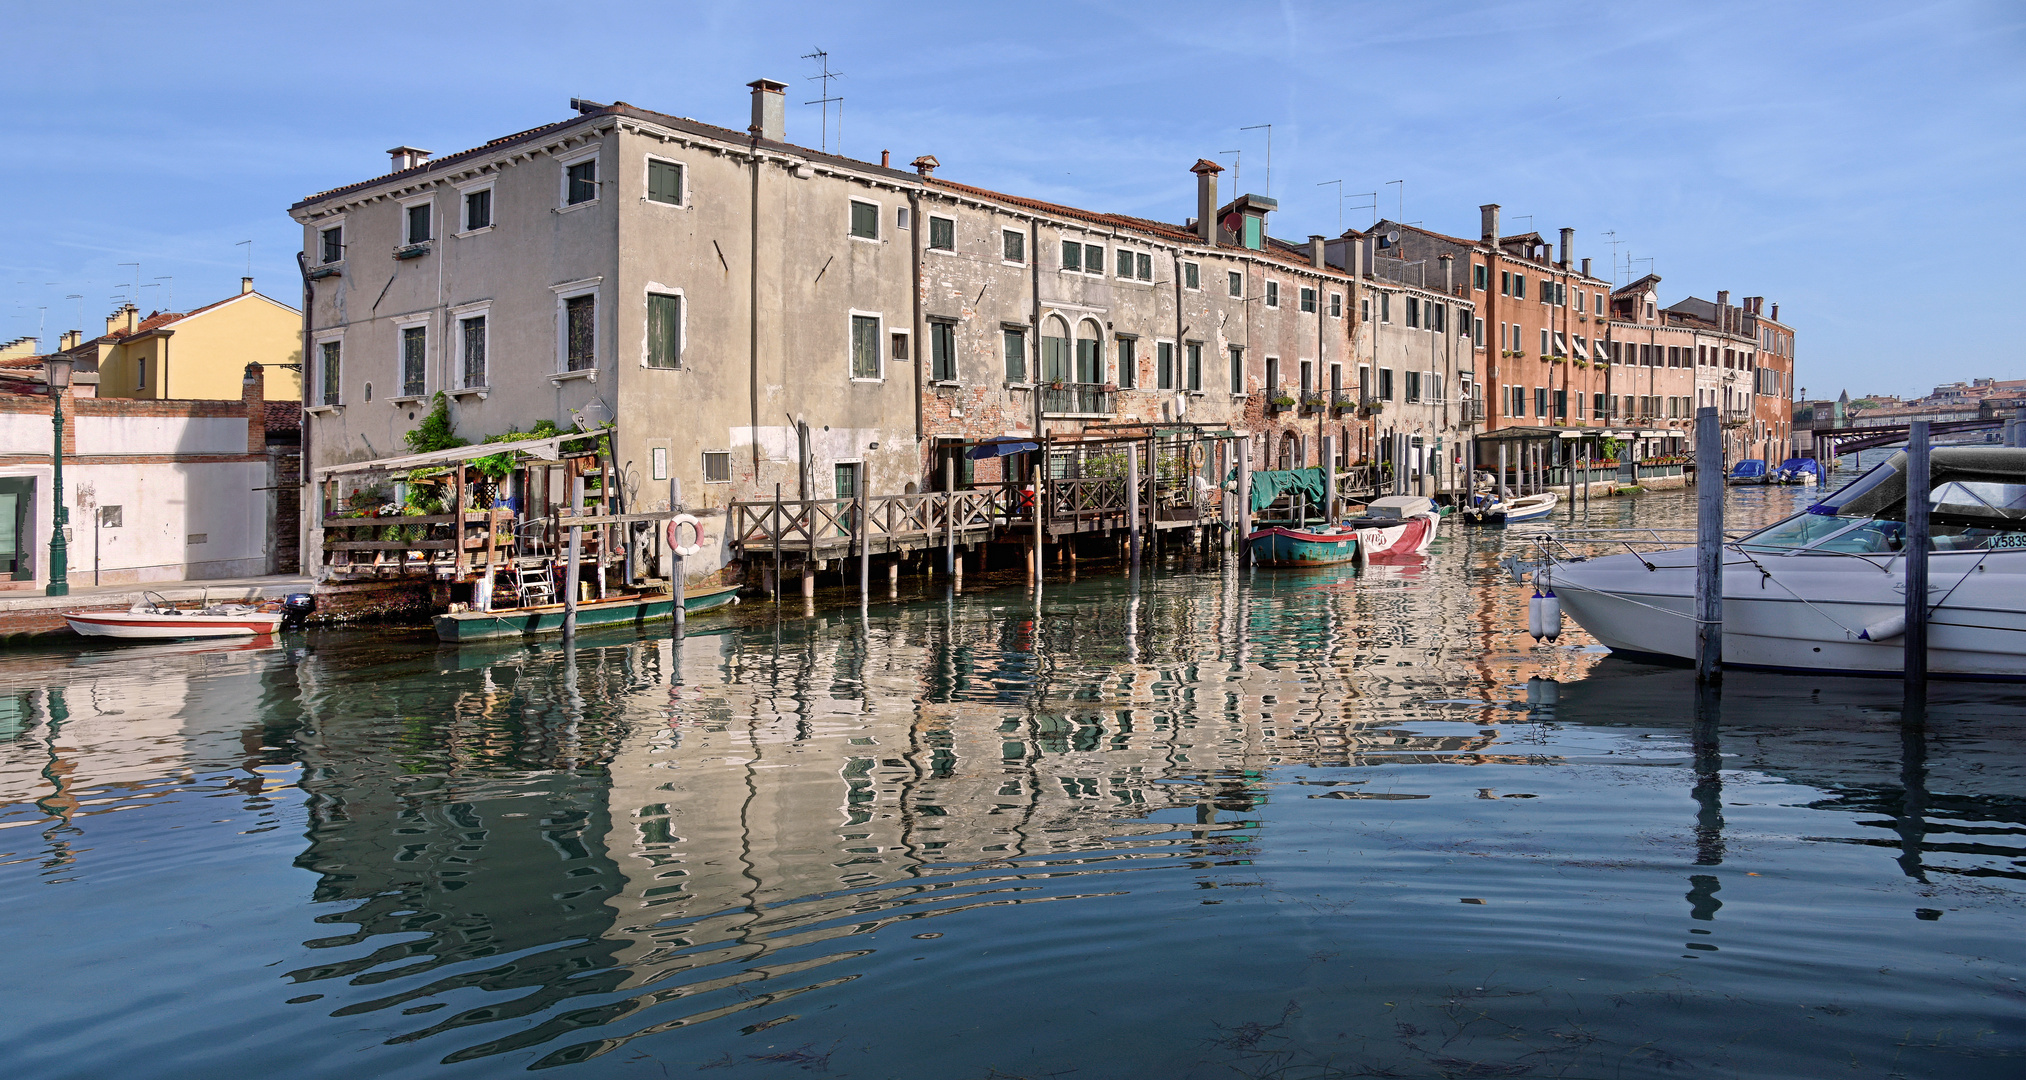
{"left": 1602, "top": 230, "right": 1622, "bottom": 285}
{"left": 65, "top": 294, "right": 83, "bottom": 336}
{"left": 1217, "top": 150, "right": 1240, "bottom": 192}
{"left": 1347, "top": 191, "right": 1377, "bottom": 229}
{"left": 1239, "top": 124, "right": 1272, "bottom": 196}
{"left": 1384, "top": 179, "right": 1403, "bottom": 222}
{"left": 801, "top": 48, "right": 845, "bottom": 155}
{"left": 1317, "top": 179, "right": 1344, "bottom": 230}
{"left": 236, "top": 240, "right": 252, "bottom": 278}
{"left": 154, "top": 276, "right": 173, "bottom": 311}
{"left": 118, "top": 262, "right": 140, "bottom": 308}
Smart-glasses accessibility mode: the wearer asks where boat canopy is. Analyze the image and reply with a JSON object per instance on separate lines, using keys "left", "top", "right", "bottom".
{"left": 1808, "top": 447, "right": 2026, "bottom": 526}
{"left": 1244, "top": 467, "right": 1326, "bottom": 513}
{"left": 1728, "top": 459, "right": 1768, "bottom": 479}
{"left": 1778, "top": 457, "right": 1822, "bottom": 477}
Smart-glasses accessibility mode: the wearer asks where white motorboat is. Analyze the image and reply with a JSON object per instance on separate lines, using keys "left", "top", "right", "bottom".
{"left": 1465, "top": 491, "right": 1558, "bottom": 525}
{"left": 65, "top": 592, "right": 284, "bottom": 640}
{"left": 1543, "top": 448, "right": 2026, "bottom": 679}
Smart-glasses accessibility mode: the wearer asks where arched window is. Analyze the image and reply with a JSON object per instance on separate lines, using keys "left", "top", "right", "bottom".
{"left": 1041, "top": 316, "right": 1070, "bottom": 384}
{"left": 1076, "top": 320, "right": 1104, "bottom": 386}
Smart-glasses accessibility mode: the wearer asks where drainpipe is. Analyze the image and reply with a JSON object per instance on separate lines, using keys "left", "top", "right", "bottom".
{"left": 747, "top": 137, "right": 762, "bottom": 477}
{"left": 911, "top": 187, "right": 925, "bottom": 450}
{"left": 296, "top": 249, "right": 316, "bottom": 576}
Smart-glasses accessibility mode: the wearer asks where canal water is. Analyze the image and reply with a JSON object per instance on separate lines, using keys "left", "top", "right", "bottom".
{"left": 2, "top": 484, "right": 2021, "bottom": 1079}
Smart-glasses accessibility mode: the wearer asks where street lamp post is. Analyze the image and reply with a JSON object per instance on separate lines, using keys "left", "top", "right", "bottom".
{"left": 44, "top": 356, "right": 72, "bottom": 597}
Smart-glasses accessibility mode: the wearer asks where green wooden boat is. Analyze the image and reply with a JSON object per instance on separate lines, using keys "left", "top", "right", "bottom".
{"left": 432, "top": 584, "right": 743, "bottom": 642}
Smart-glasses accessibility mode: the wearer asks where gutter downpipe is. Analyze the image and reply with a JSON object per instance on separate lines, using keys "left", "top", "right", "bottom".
{"left": 1031, "top": 214, "right": 1044, "bottom": 581}
{"left": 748, "top": 134, "right": 762, "bottom": 477}
{"left": 295, "top": 249, "right": 318, "bottom": 579}
{"left": 911, "top": 186, "right": 925, "bottom": 448}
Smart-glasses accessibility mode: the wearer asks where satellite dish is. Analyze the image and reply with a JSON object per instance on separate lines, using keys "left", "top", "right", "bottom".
{"left": 1385, "top": 231, "right": 1400, "bottom": 244}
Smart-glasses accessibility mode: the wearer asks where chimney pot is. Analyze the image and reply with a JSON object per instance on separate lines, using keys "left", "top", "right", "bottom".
{"left": 240, "top": 276, "right": 254, "bottom": 295}
{"left": 880, "top": 149, "right": 890, "bottom": 168}
{"left": 911, "top": 155, "right": 939, "bottom": 177}
{"left": 1309, "top": 235, "right": 1326, "bottom": 268}
{"left": 1192, "top": 159, "right": 1223, "bottom": 245}
{"left": 1480, "top": 204, "right": 1500, "bottom": 245}
{"left": 1771, "top": 302, "right": 1779, "bottom": 322}
{"left": 746, "top": 78, "right": 788, "bottom": 142}
{"left": 1580, "top": 257, "right": 1592, "bottom": 278}
{"left": 386, "top": 145, "right": 431, "bottom": 172}
{"left": 1558, "top": 227, "right": 1574, "bottom": 270}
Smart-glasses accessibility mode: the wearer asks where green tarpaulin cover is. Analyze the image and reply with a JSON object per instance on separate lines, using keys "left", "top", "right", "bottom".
{"left": 1243, "top": 467, "right": 1326, "bottom": 513}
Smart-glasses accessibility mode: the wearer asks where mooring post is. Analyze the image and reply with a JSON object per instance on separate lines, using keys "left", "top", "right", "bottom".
{"left": 1127, "top": 439, "right": 1142, "bottom": 570}
{"left": 671, "top": 478, "right": 685, "bottom": 640}
{"left": 563, "top": 472, "right": 583, "bottom": 641}
{"left": 943, "top": 456, "right": 957, "bottom": 578}
{"left": 772, "top": 483, "right": 783, "bottom": 607}
{"left": 857, "top": 474, "right": 870, "bottom": 607}
{"left": 1904, "top": 420, "right": 1931, "bottom": 690}
{"left": 1497, "top": 442, "right": 1508, "bottom": 504}
{"left": 1237, "top": 440, "right": 1253, "bottom": 566}
{"left": 1032, "top": 463, "right": 1044, "bottom": 583}
{"left": 1695, "top": 406, "right": 1723, "bottom": 684}
{"left": 1322, "top": 434, "right": 1338, "bottom": 521}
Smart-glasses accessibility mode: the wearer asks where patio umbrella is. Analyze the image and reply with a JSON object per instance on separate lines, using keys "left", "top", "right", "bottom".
{"left": 966, "top": 438, "right": 1040, "bottom": 460}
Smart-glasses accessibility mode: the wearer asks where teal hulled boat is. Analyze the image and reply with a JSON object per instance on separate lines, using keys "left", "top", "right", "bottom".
{"left": 432, "top": 584, "right": 742, "bottom": 642}
{"left": 1246, "top": 525, "right": 1362, "bottom": 567}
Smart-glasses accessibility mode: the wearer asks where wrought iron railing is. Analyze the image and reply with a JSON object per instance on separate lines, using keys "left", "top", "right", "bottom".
{"left": 1041, "top": 383, "right": 1115, "bottom": 415}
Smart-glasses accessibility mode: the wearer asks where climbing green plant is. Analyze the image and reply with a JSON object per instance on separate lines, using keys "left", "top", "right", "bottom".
{"left": 402, "top": 393, "right": 467, "bottom": 454}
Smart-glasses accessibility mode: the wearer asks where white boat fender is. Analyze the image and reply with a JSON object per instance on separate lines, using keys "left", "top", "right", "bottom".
{"left": 1527, "top": 588, "right": 1545, "bottom": 640}
{"left": 667, "top": 514, "right": 704, "bottom": 557}
{"left": 1540, "top": 588, "right": 1562, "bottom": 641}
{"left": 1858, "top": 613, "right": 1907, "bottom": 642}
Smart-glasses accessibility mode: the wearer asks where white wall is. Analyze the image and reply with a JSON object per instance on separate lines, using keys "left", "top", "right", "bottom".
{"left": 76, "top": 415, "right": 247, "bottom": 456}
{"left": 0, "top": 459, "right": 270, "bottom": 586}
{"left": 0, "top": 413, "right": 52, "bottom": 455}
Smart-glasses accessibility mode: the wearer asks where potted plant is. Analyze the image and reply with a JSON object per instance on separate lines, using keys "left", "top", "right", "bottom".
{"left": 1270, "top": 392, "right": 1296, "bottom": 409}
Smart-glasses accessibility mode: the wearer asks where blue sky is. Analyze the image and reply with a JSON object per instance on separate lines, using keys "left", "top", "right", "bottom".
{"left": 4, "top": 0, "right": 2020, "bottom": 398}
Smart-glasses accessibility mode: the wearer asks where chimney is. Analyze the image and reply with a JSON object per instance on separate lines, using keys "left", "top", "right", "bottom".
{"left": 1439, "top": 252, "right": 1454, "bottom": 295}
{"left": 1580, "top": 257, "right": 1592, "bottom": 278}
{"left": 1191, "top": 159, "right": 1223, "bottom": 245}
{"left": 747, "top": 78, "right": 787, "bottom": 141}
{"left": 61, "top": 329, "right": 80, "bottom": 351}
{"left": 1480, "top": 204, "right": 1500, "bottom": 245}
{"left": 1558, "top": 228, "right": 1573, "bottom": 270}
{"left": 1309, "top": 235, "right": 1326, "bottom": 268}
{"left": 240, "top": 276, "right": 254, "bottom": 295}
{"left": 1716, "top": 290, "right": 1730, "bottom": 331}
{"left": 242, "top": 363, "right": 266, "bottom": 454}
{"left": 106, "top": 304, "right": 137, "bottom": 336}
{"left": 911, "top": 155, "right": 939, "bottom": 177}
{"left": 881, "top": 149, "right": 890, "bottom": 168}
{"left": 386, "top": 145, "right": 431, "bottom": 172}
{"left": 1771, "top": 302, "right": 1779, "bottom": 322}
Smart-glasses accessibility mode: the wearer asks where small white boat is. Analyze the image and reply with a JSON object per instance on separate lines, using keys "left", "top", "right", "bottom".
{"left": 1343, "top": 495, "right": 1441, "bottom": 559}
{"left": 1544, "top": 447, "right": 2026, "bottom": 679}
{"left": 66, "top": 592, "right": 284, "bottom": 640}
{"left": 1465, "top": 491, "right": 1558, "bottom": 525}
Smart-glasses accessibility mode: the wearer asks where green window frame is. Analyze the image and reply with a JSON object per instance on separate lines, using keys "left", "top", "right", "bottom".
{"left": 930, "top": 320, "right": 957, "bottom": 381}
{"left": 463, "top": 188, "right": 491, "bottom": 230}
{"left": 851, "top": 315, "right": 881, "bottom": 379}
{"left": 566, "top": 159, "right": 598, "bottom": 205}
{"left": 1300, "top": 287, "right": 1316, "bottom": 313}
{"left": 1084, "top": 243, "right": 1104, "bottom": 272}
{"left": 1157, "top": 341, "right": 1174, "bottom": 390}
{"left": 1225, "top": 345, "right": 1240, "bottom": 394}
{"left": 319, "top": 340, "right": 340, "bottom": 406}
{"left": 1116, "top": 337, "right": 1136, "bottom": 389}
{"left": 1136, "top": 252, "right": 1151, "bottom": 280}
{"left": 1116, "top": 248, "right": 1133, "bottom": 277}
{"left": 1265, "top": 281, "right": 1279, "bottom": 308}
{"left": 1228, "top": 270, "right": 1242, "bottom": 297}
{"left": 929, "top": 216, "right": 955, "bottom": 250}
{"left": 850, "top": 200, "right": 879, "bottom": 240}
{"left": 1003, "top": 230, "right": 1025, "bottom": 263}
{"left": 1061, "top": 241, "right": 1081, "bottom": 271}
{"left": 1042, "top": 331, "right": 1070, "bottom": 383}
{"left": 1183, "top": 262, "right": 1199, "bottom": 289}
{"left": 319, "top": 226, "right": 342, "bottom": 264}
{"left": 647, "top": 293, "right": 681, "bottom": 369}
{"left": 1003, "top": 328, "right": 1026, "bottom": 382}
{"left": 405, "top": 203, "right": 431, "bottom": 244}
{"left": 647, "top": 159, "right": 683, "bottom": 205}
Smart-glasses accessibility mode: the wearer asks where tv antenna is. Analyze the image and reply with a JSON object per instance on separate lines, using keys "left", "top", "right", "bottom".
{"left": 65, "top": 294, "right": 83, "bottom": 334}
{"left": 1317, "top": 179, "right": 1344, "bottom": 229}
{"left": 1384, "top": 179, "right": 1403, "bottom": 222}
{"left": 236, "top": 239, "right": 252, "bottom": 277}
{"left": 118, "top": 262, "right": 140, "bottom": 308}
{"left": 802, "top": 48, "right": 845, "bottom": 154}
{"left": 1603, "top": 230, "right": 1623, "bottom": 284}
{"left": 155, "top": 276, "right": 173, "bottom": 310}
{"left": 1239, "top": 124, "right": 1272, "bottom": 197}
{"left": 1218, "top": 150, "right": 1240, "bottom": 191}
{"left": 1347, "top": 191, "right": 1377, "bottom": 229}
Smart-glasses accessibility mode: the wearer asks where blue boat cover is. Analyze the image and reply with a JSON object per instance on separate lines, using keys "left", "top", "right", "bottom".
{"left": 1729, "top": 459, "right": 1768, "bottom": 479}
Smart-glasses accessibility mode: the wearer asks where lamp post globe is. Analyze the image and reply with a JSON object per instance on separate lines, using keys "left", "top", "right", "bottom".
{"left": 44, "top": 355, "right": 72, "bottom": 597}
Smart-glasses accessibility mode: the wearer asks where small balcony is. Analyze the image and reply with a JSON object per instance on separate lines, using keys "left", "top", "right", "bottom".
{"left": 1463, "top": 398, "right": 1486, "bottom": 423}
{"left": 1299, "top": 389, "right": 1327, "bottom": 414}
{"left": 1041, "top": 382, "right": 1116, "bottom": 417}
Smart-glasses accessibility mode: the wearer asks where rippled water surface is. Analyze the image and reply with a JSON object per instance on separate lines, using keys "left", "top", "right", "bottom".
{"left": 3, "top": 485, "right": 2022, "bottom": 1079}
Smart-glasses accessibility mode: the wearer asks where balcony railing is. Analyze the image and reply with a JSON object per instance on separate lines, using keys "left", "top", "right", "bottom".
{"left": 1041, "top": 382, "right": 1116, "bottom": 416}
{"left": 1300, "top": 389, "right": 1327, "bottom": 413}
{"left": 1463, "top": 399, "right": 1486, "bottom": 422}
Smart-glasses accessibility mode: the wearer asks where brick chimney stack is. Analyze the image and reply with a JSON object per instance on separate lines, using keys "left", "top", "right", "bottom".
{"left": 243, "top": 363, "right": 267, "bottom": 454}
{"left": 1558, "top": 228, "right": 1574, "bottom": 270}
{"left": 1480, "top": 204, "right": 1500, "bottom": 245}
{"left": 747, "top": 78, "right": 787, "bottom": 141}
{"left": 1192, "top": 159, "right": 1223, "bottom": 245}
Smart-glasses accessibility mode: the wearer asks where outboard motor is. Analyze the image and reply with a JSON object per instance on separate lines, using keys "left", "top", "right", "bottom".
{"left": 280, "top": 593, "right": 316, "bottom": 631}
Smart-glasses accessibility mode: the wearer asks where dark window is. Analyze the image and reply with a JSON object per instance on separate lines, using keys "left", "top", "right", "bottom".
{"left": 1226, "top": 345, "right": 1241, "bottom": 394}
{"left": 566, "top": 159, "right": 598, "bottom": 205}
{"left": 929, "top": 216, "right": 955, "bottom": 251}
{"left": 1075, "top": 331, "right": 1102, "bottom": 384}
{"left": 1085, "top": 243, "right": 1104, "bottom": 271}
{"left": 319, "top": 340, "right": 340, "bottom": 406}
{"left": 1554, "top": 389, "right": 1568, "bottom": 418}
{"left": 405, "top": 203, "right": 430, "bottom": 244}
{"left": 1513, "top": 275, "right": 1526, "bottom": 300}
{"left": 319, "top": 226, "right": 343, "bottom": 264}
{"left": 702, "top": 451, "right": 731, "bottom": 483}
{"left": 647, "top": 293, "right": 681, "bottom": 369}
{"left": 1228, "top": 270, "right": 1242, "bottom": 297}
{"left": 891, "top": 332, "right": 909, "bottom": 361}
{"left": 1379, "top": 367, "right": 1394, "bottom": 401}
{"left": 1535, "top": 386, "right": 1550, "bottom": 416}
{"left": 1300, "top": 287, "right": 1316, "bottom": 313}
{"left": 1265, "top": 281, "right": 1279, "bottom": 307}
{"left": 1380, "top": 293, "right": 1391, "bottom": 323}
{"left": 930, "top": 320, "right": 957, "bottom": 381}
{"left": 1500, "top": 271, "right": 1510, "bottom": 296}
{"left": 850, "top": 201, "right": 879, "bottom": 239}
{"left": 1405, "top": 370, "right": 1421, "bottom": 403}
{"left": 1136, "top": 252, "right": 1151, "bottom": 280}
{"left": 1157, "top": 341, "right": 1174, "bottom": 390}
{"left": 851, "top": 315, "right": 880, "bottom": 379}
{"left": 460, "top": 315, "right": 486, "bottom": 386}
{"left": 1003, "top": 230, "right": 1025, "bottom": 263}
{"left": 1330, "top": 292, "right": 1342, "bottom": 317}
{"left": 1407, "top": 297, "right": 1420, "bottom": 328}
{"left": 1187, "top": 341, "right": 1203, "bottom": 390}
{"left": 1003, "top": 328, "right": 1026, "bottom": 382}
{"left": 1062, "top": 240, "right": 1082, "bottom": 271}
{"left": 647, "top": 159, "right": 683, "bottom": 205}
{"left": 1474, "top": 264, "right": 1488, "bottom": 290}
{"left": 464, "top": 188, "right": 491, "bottom": 231}
{"left": 1265, "top": 356, "right": 1280, "bottom": 393}
{"left": 1473, "top": 317, "right": 1484, "bottom": 346}
{"left": 565, "top": 294, "right": 596, "bottom": 371}
{"left": 1183, "top": 262, "right": 1199, "bottom": 289}
{"left": 400, "top": 325, "right": 426, "bottom": 397}
{"left": 1116, "top": 248, "right": 1133, "bottom": 277}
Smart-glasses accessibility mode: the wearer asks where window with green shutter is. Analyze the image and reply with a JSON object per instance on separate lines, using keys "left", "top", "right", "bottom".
{"left": 850, "top": 201, "right": 879, "bottom": 239}
{"left": 319, "top": 341, "right": 341, "bottom": 405}
{"left": 648, "top": 159, "right": 683, "bottom": 205}
{"left": 1300, "top": 287, "right": 1316, "bottom": 313}
{"left": 1062, "top": 241, "right": 1080, "bottom": 271}
{"left": 1003, "top": 328, "right": 1026, "bottom": 382}
{"left": 930, "top": 320, "right": 956, "bottom": 381}
{"left": 929, "top": 216, "right": 954, "bottom": 250}
{"left": 1003, "top": 230, "right": 1024, "bottom": 263}
{"left": 464, "top": 188, "right": 491, "bottom": 231}
{"left": 1183, "top": 262, "right": 1199, "bottom": 290}
{"left": 1116, "top": 248, "right": 1133, "bottom": 277}
{"left": 1084, "top": 244, "right": 1103, "bottom": 272}
{"left": 1157, "top": 341, "right": 1173, "bottom": 390}
{"left": 1188, "top": 341, "right": 1204, "bottom": 390}
{"left": 1116, "top": 337, "right": 1135, "bottom": 389}
{"left": 1228, "top": 271, "right": 1242, "bottom": 297}
{"left": 566, "top": 159, "right": 598, "bottom": 205}
{"left": 1136, "top": 252, "right": 1151, "bottom": 280}
{"left": 647, "top": 293, "right": 681, "bottom": 368}
{"left": 851, "top": 315, "right": 880, "bottom": 379}
{"left": 406, "top": 203, "right": 431, "bottom": 244}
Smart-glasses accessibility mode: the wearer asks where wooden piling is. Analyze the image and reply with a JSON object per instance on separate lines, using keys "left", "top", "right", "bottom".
{"left": 1236, "top": 440, "right": 1253, "bottom": 565}
{"left": 1497, "top": 442, "right": 1507, "bottom": 504}
{"left": 856, "top": 476, "right": 870, "bottom": 606}
{"left": 563, "top": 473, "right": 583, "bottom": 641}
{"left": 1694, "top": 407, "right": 1723, "bottom": 684}
{"left": 944, "top": 457, "right": 957, "bottom": 577}
{"left": 1032, "top": 463, "right": 1044, "bottom": 582}
{"left": 671, "top": 478, "right": 685, "bottom": 640}
{"left": 772, "top": 483, "right": 783, "bottom": 608}
{"left": 1904, "top": 420, "right": 1931, "bottom": 689}
{"left": 1127, "top": 440, "right": 1142, "bottom": 570}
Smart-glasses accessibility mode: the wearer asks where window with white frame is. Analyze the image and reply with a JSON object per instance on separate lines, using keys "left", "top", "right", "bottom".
{"left": 462, "top": 184, "right": 492, "bottom": 232}
{"left": 1472, "top": 317, "right": 1484, "bottom": 347}
{"left": 1061, "top": 240, "right": 1081, "bottom": 271}
{"left": 1186, "top": 341, "right": 1202, "bottom": 391}
{"left": 1083, "top": 243, "right": 1104, "bottom": 274}
{"left": 552, "top": 282, "right": 599, "bottom": 372}
{"left": 929, "top": 216, "right": 955, "bottom": 251}
{"left": 318, "top": 224, "right": 344, "bottom": 264}
{"left": 1540, "top": 328, "right": 1551, "bottom": 355}
{"left": 564, "top": 154, "right": 599, "bottom": 206}
{"left": 1404, "top": 370, "right": 1421, "bottom": 403}
{"left": 646, "top": 158, "right": 684, "bottom": 205}
{"left": 1116, "top": 248, "right": 1134, "bottom": 278}
{"left": 1228, "top": 270, "right": 1242, "bottom": 297}
{"left": 1135, "top": 252, "right": 1151, "bottom": 281}
{"left": 646, "top": 292, "right": 682, "bottom": 369}
{"left": 929, "top": 319, "right": 957, "bottom": 381}
{"left": 1157, "top": 341, "right": 1174, "bottom": 390}
{"left": 1406, "top": 297, "right": 1420, "bottom": 328}
{"left": 1183, "top": 262, "right": 1200, "bottom": 290}
{"left": 1329, "top": 292, "right": 1342, "bottom": 318}
{"left": 702, "top": 450, "right": 731, "bottom": 483}
{"left": 398, "top": 322, "right": 428, "bottom": 398}
{"left": 1265, "top": 281, "right": 1279, "bottom": 308}
{"left": 1003, "top": 326, "right": 1027, "bottom": 382}
{"left": 1002, "top": 229, "right": 1025, "bottom": 263}
{"left": 458, "top": 310, "right": 488, "bottom": 387}
{"left": 850, "top": 200, "right": 880, "bottom": 240}
{"left": 404, "top": 200, "right": 432, "bottom": 245}
{"left": 315, "top": 336, "right": 342, "bottom": 406}
{"left": 1227, "top": 345, "right": 1242, "bottom": 394}
{"left": 851, "top": 314, "right": 882, "bottom": 380}
{"left": 1116, "top": 336, "right": 1136, "bottom": 389}
{"left": 1300, "top": 287, "right": 1316, "bottom": 313}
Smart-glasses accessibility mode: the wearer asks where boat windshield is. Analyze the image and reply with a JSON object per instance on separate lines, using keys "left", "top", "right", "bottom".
{"left": 1741, "top": 477, "right": 2026, "bottom": 553}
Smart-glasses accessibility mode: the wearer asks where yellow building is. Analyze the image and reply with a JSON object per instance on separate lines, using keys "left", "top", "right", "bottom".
{"left": 67, "top": 279, "right": 302, "bottom": 401}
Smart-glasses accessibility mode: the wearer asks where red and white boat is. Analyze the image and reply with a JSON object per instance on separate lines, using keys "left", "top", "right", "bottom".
{"left": 65, "top": 592, "right": 283, "bottom": 640}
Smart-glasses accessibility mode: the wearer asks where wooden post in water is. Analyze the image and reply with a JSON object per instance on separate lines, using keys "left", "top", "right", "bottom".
{"left": 563, "top": 473, "right": 583, "bottom": 641}
{"left": 1497, "top": 442, "right": 1507, "bottom": 504}
{"left": 1694, "top": 406, "right": 1723, "bottom": 684}
{"left": 1322, "top": 433, "right": 1338, "bottom": 521}
{"left": 1237, "top": 440, "right": 1253, "bottom": 565}
{"left": 772, "top": 483, "right": 783, "bottom": 606}
{"left": 857, "top": 469, "right": 870, "bottom": 606}
{"left": 1127, "top": 439, "right": 1142, "bottom": 570}
{"left": 944, "top": 456, "right": 957, "bottom": 582}
{"left": 1032, "top": 463, "right": 1044, "bottom": 582}
{"left": 1567, "top": 437, "right": 1578, "bottom": 516}
{"left": 670, "top": 478, "right": 685, "bottom": 640}
{"left": 1904, "top": 420, "right": 1931, "bottom": 690}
